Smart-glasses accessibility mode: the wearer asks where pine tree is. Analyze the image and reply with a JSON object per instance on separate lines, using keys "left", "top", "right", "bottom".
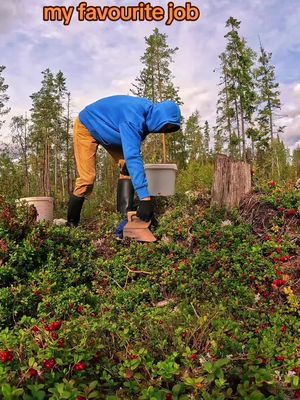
{"left": 184, "top": 111, "right": 203, "bottom": 164}
{"left": 10, "top": 115, "right": 30, "bottom": 196}
{"left": 131, "top": 28, "right": 183, "bottom": 164}
{"left": 0, "top": 66, "right": 11, "bottom": 129}
{"left": 255, "top": 42, "right": 282, "bottom": 173}
{"left": 203, "top": 121, "right": 211, "bottom": 163}
{"left": 255, "top": 42, "right": 281, "bottom": 141}
{"left": 131, "top": 28, "right": 181, "bottom": 104}
{"left": 30, "top": 69, "right": 70, "bottom": 197}
{"left": 65, "top": 92, "right": 74, "bottom": 195}
{"left": 292, "top": 146, "right": 300, "bottom": 178}
{"left": 53, "top": 71, "right": 68, "bottom": 198}
{"left": 213, "top": 126, "right": 225, "bottom": 155}
{"left": 216, "top": 53, "right": 237, "bottom": 157}
{"left": 0, "top": 145, "right": 23, "bottom": 200}
{"left": 30, "top": 69, "right": 57, "bottom": 196}
{"left": 217, "top": 18, "right": 257, "bottom": 160}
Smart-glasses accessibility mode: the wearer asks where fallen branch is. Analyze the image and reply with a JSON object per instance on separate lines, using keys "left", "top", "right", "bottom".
{"left": 124, "top": 265, "right": 152, "bottom": 275}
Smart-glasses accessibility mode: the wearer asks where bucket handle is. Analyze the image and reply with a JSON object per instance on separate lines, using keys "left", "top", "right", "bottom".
{"left": 127, "top": 211, "right": 137, "bottom": 222}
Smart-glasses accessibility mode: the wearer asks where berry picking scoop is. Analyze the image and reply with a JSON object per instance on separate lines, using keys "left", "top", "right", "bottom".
{"left": 123, "top": 211, "right": 157, "bottom": 242}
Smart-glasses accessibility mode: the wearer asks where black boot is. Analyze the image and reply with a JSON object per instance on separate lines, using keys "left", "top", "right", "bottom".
{"left": 117, "top": 179, "right": 135, "bottom": 217}
{"left": 67, "top": 194, "right": 85, "bottom": 227}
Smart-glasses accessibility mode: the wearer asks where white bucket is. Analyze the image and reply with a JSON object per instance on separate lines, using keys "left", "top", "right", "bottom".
{"left": 17, "top": 197, "right": 54, "bottom": 222}
{"left": 144, "top": 164, "right": 178, "bottom": 196}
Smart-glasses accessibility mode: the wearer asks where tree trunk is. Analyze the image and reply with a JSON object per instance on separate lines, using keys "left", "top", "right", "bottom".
{"left": 156, "top": 53, "right": 167, "bottom": 163}
{"left": 268, "top": 98, "right": 273, "bottom": 141}
{"left": 224, "top": 74, "right": 232, "bottom": 146}
{"left": 61, "top": 175, "right": 65, "bottom": 200}
{"left": 234, "top": 97, "right": 241, "bottom": 158}
{"left": 240, "top": 101, "right": 246, "bottom": 161}
{"left": 43, "top": 132, "right": 51, "bottom": 197}
{"left": 54, "top": 142, "right": 58, "bottom": 196}
{"left": 23, "top": 115, "right": 30, "bottom": 196}
{"left": 66, "top": 93, "right": 71, "bottom": 195}
{"left": 211, "top": 154, "right": 252, "bottom": 211}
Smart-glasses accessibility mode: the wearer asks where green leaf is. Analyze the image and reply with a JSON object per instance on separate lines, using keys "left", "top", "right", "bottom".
{"left": 89, "top": 381, "right": 98, "bottom": 390}
{"left": 88, "top": 391, "right": 100, "bottom": 399}
{"left": 214, "top": 358, "right": 230, "bottom": 369}
{"left": 28, "top": 357, "right": 36, "bottom": 367}
{"left": 293, "top": 375, "right": 299, "bottom": 388}
{"left": 249, "top": 390, "right": 265, "bottom": 400}
{"left": 2, "top": 384, "right": 12, "bottom": 396}
{"left": 172, "top": 384, "right": 185, "bottom": 395}
{"left": 13, "top": 389, "right": 24, "bottom": 396}
{"left": 203, "top": 361, "right": 213, "bottom": 373}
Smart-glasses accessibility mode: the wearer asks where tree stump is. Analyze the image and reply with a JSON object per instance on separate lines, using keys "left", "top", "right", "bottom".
{"left": 210, "top": 154, "right": 252, "bottom": 211}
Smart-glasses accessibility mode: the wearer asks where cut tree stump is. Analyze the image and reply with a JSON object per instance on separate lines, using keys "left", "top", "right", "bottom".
{"left": 210, "top": 154, "right": 252, "bottom": 211}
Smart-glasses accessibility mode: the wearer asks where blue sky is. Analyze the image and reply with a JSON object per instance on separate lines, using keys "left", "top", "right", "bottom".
{"left": 1, "top": 0, "right": 300, "bottom": 150}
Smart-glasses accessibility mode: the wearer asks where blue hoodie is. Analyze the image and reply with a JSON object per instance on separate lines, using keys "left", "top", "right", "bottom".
{"left": 79, "top": 95, "right": 181, "bottom": 199}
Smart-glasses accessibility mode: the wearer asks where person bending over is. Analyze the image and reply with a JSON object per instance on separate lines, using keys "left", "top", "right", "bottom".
{"left": 67, "top": 95, "right": 181, "bottom": 227}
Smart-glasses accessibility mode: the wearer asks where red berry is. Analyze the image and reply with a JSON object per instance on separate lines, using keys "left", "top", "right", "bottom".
{"left": 74, "top": 361, "right": 87, "bottom": 372}
{"left": 130, "top": 354, "right": 138, "bottom": 360}
{"left": 76, "top": 397, "right": 86, "bottom": 400}
{"left": 69, "top": 303, "right": 74, "bottom": 309}
{"left": 0, "top": 350, "right": 13, "bottom": 363}
{"left": 294, "top": 389, "right": 300, "bottom": 399}
{"left": 28, "top": 368, "right": 38, "bottom": 377}
{"left": 166, "top": 394, "right": 173, "bottom": 400}
{"left": 191, "top": 353, "right": 197, "bottom": 361}
{"left": 275, "top": 356, "right": 285, "bottom": 362}
{"left": 272, "top": 279, "right": 286, "bottom": 287}
{"left": 263, "top": 235, "right": 271, "bottom": 241}
{"left": 51, "top": 321, "right": 62, "bottom": 331}
{"left": 31, "top": 326, "right": 40, "bottom": 334}
{"left": 43, "top": 358, "right": 56, "bottom": 369}
{"left": 45, "top": 321, "right": 62, "bottom": 332}
{"left": 281, "top": 326, "right": 287, "bottom": 333}
{"left": 77, "top": 305, "right": 85, "bottom": 314}
{"left": 57, "top": 339, "right": 65, "bottom": 348}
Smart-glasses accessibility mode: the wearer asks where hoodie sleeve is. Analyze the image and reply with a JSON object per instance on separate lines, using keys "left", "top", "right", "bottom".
{"left": 119, "top": 121, "right": 150, "bottom": 200}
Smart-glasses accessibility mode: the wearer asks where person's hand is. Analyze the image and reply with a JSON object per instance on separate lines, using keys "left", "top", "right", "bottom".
{"left": 136, "top": 198, "right": 154, "bottom": 222}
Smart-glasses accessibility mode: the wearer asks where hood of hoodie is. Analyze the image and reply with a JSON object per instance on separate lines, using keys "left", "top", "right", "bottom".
{"left": 146, "top": 100, "right": 181, "bottom": 133}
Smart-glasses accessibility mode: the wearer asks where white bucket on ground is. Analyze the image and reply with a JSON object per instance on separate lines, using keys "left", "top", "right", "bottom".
{"left": 144, "top": 164, "right": 178, "bottom": 196}
{"left": 17, "top": 197, "right": 54, "bottom": 222}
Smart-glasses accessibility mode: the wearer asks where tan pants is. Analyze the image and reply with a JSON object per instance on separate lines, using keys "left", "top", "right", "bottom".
{"left": 73, "top": 117, "right": 129, "bottom": 198}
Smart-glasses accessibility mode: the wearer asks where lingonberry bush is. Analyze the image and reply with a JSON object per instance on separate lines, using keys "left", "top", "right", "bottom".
{"left": 0, "top": 188, "right": 299, "bottom": 399}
